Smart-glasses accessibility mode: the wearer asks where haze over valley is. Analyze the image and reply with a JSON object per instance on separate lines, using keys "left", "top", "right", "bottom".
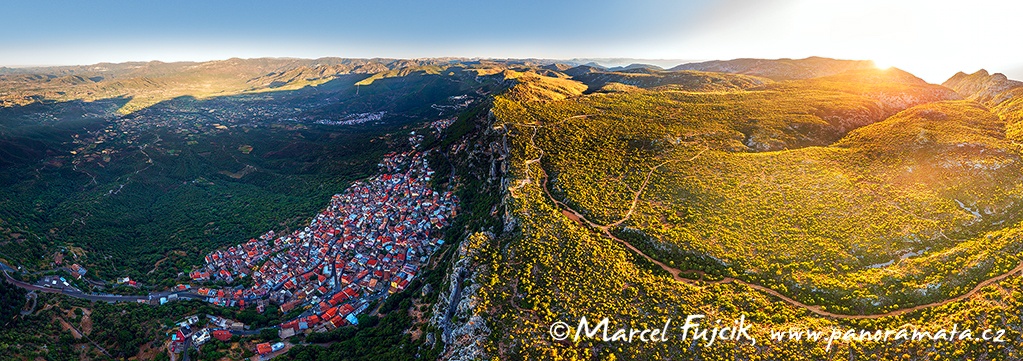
{"left": 3, "top": 1, "right": 1023, "bottom": 360}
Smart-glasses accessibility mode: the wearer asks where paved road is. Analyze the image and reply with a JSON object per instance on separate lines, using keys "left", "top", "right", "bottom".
{"left": 19, "top": 292, "right": 38, "bottom": 315}
{"left": 232, "top": 325, "right": 278, "bottom": 336}
{"left": 0, "top": 261, "right": 15, "bottom": 273}
{"left": 2, "top": 259, "right": 286, "bottom": 360}
{"left": 2, "top": 262, "right": 205, "bottom": 304}
{"left": 181, "top": 336, "right": 192, "bottom": 361}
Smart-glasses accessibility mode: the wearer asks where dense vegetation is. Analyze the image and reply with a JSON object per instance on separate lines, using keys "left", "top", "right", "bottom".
{"left": 0, "top": 288, "right": 305, "bottom": 360}
{"left": 474, "top": 67, "right": 1023, "bottom": 360}
{"left": 4, "top": 57, "right": 1023, "bottom": 360}
{"left": 0, "top": 57, "right": 517, "bottom": 360}
{"left": 278, "top": 101, "right": 507, "bottom": 361}
{"left": 0, "top": 279, "right": 26, "bottom": 327}
{"left": 0, "top": 66, "right": 497, "bottom": 286}
{"left": 493, "top": 70, "right": 1023, "bottom": 313}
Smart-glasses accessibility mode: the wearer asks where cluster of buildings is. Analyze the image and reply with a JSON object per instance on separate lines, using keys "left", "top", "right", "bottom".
{"left": 256, "top": 341, "right": 286, "bottom": 356}
{"left": 313, "top": 111, "right": 387, "bottom": 125}
{"left": 69, "top": 263, "right": 87, "bottom": 279}
{"left": 38, "top": 275, "right": 74, "bottom": 290}
{"left": 191, "top": 234, "right": 281, "bottom": 283}
{"left": 168, "top": 315, "right": 247, "bottom": 354}
{"left": 428, "top": 117, "right": 456, "bottom": 133}
{"left": 430, "top": 94, "right": 475, "bottom": 112}
{"left": 190, "top": 148, "right": 458, "bottom": 338}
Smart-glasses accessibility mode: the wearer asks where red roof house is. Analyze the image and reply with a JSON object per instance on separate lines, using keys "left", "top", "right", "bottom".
{"left": 212, "top": 329, "right": 231, "bottom": 342}
{"left": 257, "top": 343, "right": 273, "bottom": 355}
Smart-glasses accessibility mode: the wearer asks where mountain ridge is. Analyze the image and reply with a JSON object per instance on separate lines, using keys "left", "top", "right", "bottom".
{"left": 4, "top": 55, "right": 1023, "bottom": 361}
{"left": 671, "top": 56, "right": 878, "bottom": 80}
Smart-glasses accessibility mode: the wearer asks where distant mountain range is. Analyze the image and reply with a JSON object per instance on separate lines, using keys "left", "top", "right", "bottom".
{"left": 4, "top": 54, "right": 1023, "bottom": 361}
{"left": 0, "top": 56, "right": 894, "bottom": 112}
{"left": 3, "top": 55, "right": 1020, "bottom": 120}
{"left": 669, "top": 56, "right": 878, "bottom": 80}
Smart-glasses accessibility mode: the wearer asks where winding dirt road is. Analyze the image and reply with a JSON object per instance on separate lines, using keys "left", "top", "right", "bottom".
{"left": 549, "top": 187, "right": 1023, "bottom": 320}
{"left": 517, "top": 121, "right": 1023, "bottom": 320}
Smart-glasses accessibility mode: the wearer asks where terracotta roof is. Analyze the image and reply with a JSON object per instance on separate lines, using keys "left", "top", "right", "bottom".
{"left": 257, "top": 343, "right": 273, "bottom": 354}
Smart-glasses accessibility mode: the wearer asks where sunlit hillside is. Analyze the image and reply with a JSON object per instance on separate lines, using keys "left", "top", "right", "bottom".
{"left": 491, "top": 64, "right": 1023, "bottom": 317}
{"left": 0, "top": 58, "right": 474, "bottom": 113}
{"left": 4, "top": 57, "right": 1023, "bottom": 361}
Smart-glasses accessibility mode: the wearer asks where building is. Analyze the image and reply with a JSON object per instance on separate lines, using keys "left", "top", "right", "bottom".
{"left": 189, "top": 148, "right": 457, "bottom": 340}
{"left": 69, "top": 264, "right": 87, "bottom": 279}
{"left": 192, "top": 329, "right": 211, "bottom": 346}
{"left": 212, "top": 329, "right": 232, "bottom": 342}
{"left": 256, "top": 342, "right": 273, "bottom": 355}
{"left": 176, "top": 315, "right": 199, "bottom": 328}
{"left": 169, "top": 330, "right": 186, "bottom": 353}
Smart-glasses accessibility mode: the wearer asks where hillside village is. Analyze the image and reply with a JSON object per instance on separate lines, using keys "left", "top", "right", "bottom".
{"left": 186, "top": 138, "right": 457, "bottom": 342}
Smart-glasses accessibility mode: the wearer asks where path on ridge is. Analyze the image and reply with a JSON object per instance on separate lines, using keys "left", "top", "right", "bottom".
{"left": 513, "top": 120, "right": 1023, "bottom": 320}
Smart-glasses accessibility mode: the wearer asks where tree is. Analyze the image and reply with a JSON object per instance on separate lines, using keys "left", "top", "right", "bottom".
{"left": 259, "top": 328, "right": 279, "bottom": 341}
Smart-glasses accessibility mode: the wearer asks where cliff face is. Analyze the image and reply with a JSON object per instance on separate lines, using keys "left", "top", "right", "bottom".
{"left": 426, "top": 104, "right": 508, "bottom": 361}
{"left": 431, "top": 232, "right": 492, "bottom": 361}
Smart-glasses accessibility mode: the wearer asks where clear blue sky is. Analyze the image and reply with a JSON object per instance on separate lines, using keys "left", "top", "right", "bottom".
{"left": 2, "top": 0, "right": 714, "bottom": 64}
{"left": 4, "top": 0, "right": 1022, "bottom": 82}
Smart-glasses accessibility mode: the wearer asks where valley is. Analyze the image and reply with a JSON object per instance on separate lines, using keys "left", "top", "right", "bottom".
{"left": 1, "top": 57, "right": 1022, "bottom": 361}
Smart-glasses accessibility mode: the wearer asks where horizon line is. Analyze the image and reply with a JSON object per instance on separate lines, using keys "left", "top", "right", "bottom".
{"left": 3, "top": 55, "right": 1012, "bottom": 85}
{"left": 0, "top": 55, "right": 845, "bottom": 69}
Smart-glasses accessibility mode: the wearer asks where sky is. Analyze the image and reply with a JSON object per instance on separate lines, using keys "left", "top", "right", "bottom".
{"left": 3, "top": 0, "right": 1022, "bottom": 83}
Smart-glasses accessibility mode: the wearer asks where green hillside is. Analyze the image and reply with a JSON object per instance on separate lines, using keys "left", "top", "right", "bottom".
{"left": 479, "top": 64, "right": 1023, "bottom": 359}
{"left": 493, "top": 67, "right": 1023, "bottom": 313}
{"left": 0, "top": 64, "right": 502, "bottom": 285}
{"left": 4, "top": 57, "right": 1023, "bottom": 361}
{"left": 565, "top": 67, "right": 770, "bottom": 93}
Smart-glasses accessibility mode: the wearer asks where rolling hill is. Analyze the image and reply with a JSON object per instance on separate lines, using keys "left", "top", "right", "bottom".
{"left": 566, "top": 66, "right": 770, "bottom": 93}
{"left": 481, "top": 62, "right": 1023, "bottom": 360}
{"left": 943, "top": 69, "right": 1023, "bottom": 142}
{"left": 671, "top": 56, "right": 878, "bottom": 80}
{"left": 4, "top": 57, "right": 1023, "bottom": 361}
{"left": 0, "top": 58, "right": 468, "bottom": 113}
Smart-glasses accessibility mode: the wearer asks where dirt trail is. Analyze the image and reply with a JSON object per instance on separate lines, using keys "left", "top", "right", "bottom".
{"left": 56, "top": 315, "right": 112, "bottom": 357}
{"left": 516, "top": 120, "right": 1023, "bottom": 320}
{"left": 148, "top": 256, "right": 168, "bottom": 275}
{"left": 541, "top": 160, "right": 1023, "bottom": 319}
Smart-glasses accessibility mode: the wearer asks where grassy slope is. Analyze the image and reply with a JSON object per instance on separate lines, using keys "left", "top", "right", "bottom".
{"left": 483, "top": 82, "right": 1023, "bottom": 359}
{"left": 491, "top": 70, "right": 1023, "bottom": 315}
{"left": 567, "top": 68, "right": 771, "bottom": 93}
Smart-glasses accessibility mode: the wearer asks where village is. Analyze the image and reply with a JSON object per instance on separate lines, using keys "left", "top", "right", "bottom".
{"left": 176, "top": 136, "right": 457, "bottom": 356}
{"left": 1, "top": 124, "right": 462, "bottom": 359}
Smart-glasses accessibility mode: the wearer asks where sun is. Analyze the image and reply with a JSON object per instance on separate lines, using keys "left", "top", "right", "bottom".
{"left": 872, "top": 58, "right": 893, "bottom": 70}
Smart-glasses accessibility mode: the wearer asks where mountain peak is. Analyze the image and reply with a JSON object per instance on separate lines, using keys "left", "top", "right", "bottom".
{"left": 942, "top": 68, "right": 1023, "bottom": 105}
{"left": 608, "top": 63, "right": 663, "bottom": 72}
